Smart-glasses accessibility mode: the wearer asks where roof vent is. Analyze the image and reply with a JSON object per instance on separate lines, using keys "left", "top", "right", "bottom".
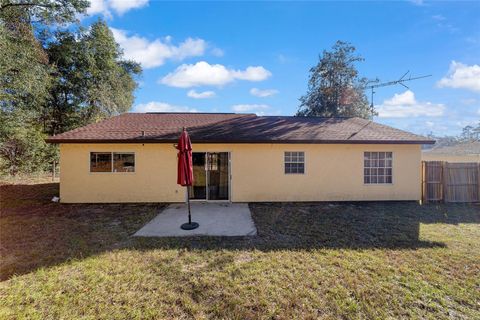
{"left": 141, "top": 130, "right": 145, "bottom": 137}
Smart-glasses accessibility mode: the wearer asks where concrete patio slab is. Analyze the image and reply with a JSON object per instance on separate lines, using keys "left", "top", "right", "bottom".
{"left": 134, "top": 202, "right": 257, "bottom": 237}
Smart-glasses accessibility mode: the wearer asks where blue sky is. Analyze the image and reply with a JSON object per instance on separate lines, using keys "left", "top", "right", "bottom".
{"left": 84, "top": 0, "right": 480, "bottom": 136}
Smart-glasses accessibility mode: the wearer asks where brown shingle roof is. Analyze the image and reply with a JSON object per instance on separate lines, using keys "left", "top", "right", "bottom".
{"left": 46, "top": 113, "right": 434, "bottom": 144}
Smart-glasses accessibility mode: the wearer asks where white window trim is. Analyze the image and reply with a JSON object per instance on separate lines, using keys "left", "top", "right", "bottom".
{"left": 284, "top": 151, "right": 305, "bottom": 175}
{"left": 363, "top": 151, "right": 394, "bottom": 185}
{"left": 89, "top": 152, "right": 136, "bottom": 174}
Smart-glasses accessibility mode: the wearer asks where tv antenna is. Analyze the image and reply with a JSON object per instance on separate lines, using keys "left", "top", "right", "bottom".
{"left": 364, "top": 71, "right": 431, "bottom": 108}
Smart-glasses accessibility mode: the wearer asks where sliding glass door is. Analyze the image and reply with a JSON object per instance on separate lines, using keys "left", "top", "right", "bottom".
{"left": 207, "top": 152, "right": 229, "bottom": 200}
{"left": 189, "top": 152, "right": 229, "bottom": 201}
{"left": 190, "top": 153, "right": 207, "bottom": 200}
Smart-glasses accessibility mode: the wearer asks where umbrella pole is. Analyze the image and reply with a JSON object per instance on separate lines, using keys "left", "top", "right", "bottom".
{"left": 187, "top": 186, "right": 192, "bottom": 224}
{"left": 181, "top": 186, "right": 199, "bottom": 230}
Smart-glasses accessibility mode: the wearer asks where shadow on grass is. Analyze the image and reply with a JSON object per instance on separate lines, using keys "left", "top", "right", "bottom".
{"left": 1, "top": 183, "right": 165, "bottom": 281}
{"left": 132, "top": 201, "right": 479, "bottom": 252}
{"left": 1, "top": 183, "right": 479, "bottom": 280}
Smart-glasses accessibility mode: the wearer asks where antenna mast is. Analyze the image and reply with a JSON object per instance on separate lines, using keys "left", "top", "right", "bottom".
{"left": 364, "top": 71, "right": 431, "bottom": 108}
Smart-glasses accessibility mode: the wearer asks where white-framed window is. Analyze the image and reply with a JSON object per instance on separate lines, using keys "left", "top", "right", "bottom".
{"left": 284, "top": 151, "right": 305, "bottom": 174}
{"left": 90, "top": 152, "right": 135, "bottom": 173}
{"left": 364, "top": 152, "right": 392, "bottom": 184}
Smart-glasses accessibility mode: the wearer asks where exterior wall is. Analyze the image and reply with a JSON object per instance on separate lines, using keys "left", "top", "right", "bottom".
{"left": 422, "top": 153, "right": 480, "bottom": 163}
{"left": 60, "top": 144, "right": 184, "bottom": 203}
{"left": 59, "top": 143, "right": 422, "bottom": 203}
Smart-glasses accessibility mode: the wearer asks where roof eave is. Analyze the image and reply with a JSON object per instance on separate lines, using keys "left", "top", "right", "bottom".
{"left": 45, "top": 138, "right": 436, "bottom": 145}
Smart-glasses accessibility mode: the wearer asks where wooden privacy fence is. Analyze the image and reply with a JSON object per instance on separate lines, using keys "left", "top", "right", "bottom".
{"left": 422, "top": 161, "right": 480, "bottom": 203}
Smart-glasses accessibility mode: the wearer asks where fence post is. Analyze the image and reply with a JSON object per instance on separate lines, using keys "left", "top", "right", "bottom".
{"left": 441, "top": 161, "right": 446, "bottom": 203}
{"left": 421, "top": 161, "right": 425, "bottom": 204}
{"left": 52, "top": 160, "right": 56, "bottom": 182}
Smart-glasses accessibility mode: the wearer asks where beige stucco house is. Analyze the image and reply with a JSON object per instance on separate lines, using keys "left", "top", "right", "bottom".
{"left": 46, "top": 113, "right": 434, "bottom": 203}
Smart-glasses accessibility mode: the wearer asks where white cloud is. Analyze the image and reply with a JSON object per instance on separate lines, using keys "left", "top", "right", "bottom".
{"left": 133, "top": 102, "right": 197, "bottom": 113}
{"left": 432, "top": 14, "right": 446, "bottom": 21}
{"left": 87, "top": 0, "right": 109, "bottom": 16}
{"left": 109, "top": 0, "right": 148, "bottom": 15}
{"left": 161, "top": 62, "right": 232, "bottom": 87}
{"left": 276, "top": 54, "right": 297, "bottom": 64}
{"left": 211, "top": 48, "right": 224, "bottom": 57}
{"left": 87, "top": 0, "right": 148, "bottom": 16}
{"left": 233, "top": 66, "right": 271, "bottom": 81}
{"left": 187, "top": 90, "right": 216, "bottom": 99}
{"left": 409, "top": 0, "right": 424, "bottom": 6}
{"left": 456, "top": 119, "right": 478, "bottom": 128}
{"left": 377, "top": 90, "right": 445, "bottom": 118}
{"left": 111, "top": 28, "right": 207, "bottom": 69}
{"left": 465, "top": 35, "right": 480, "bottom": 45}
{"left": 277, "top": 54, "right": 288, "bottom": 64}
{"left": 231, "top": 104, "right": 270, "bottom": 115}
{"left": 250, "top": 88, "right": 279, "bottom": 98}
{"left": 461, "top": 98, "right": 477, "bottom": 105}
{"left": 437, "top": 61, "right": 480, "bottom": 92}
{"left": 160, "top": 61, "right": 271, "bottom": 88}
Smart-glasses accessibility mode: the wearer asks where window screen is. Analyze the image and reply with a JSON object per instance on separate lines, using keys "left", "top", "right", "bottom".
{"left": 90, "top": 152, "right": 112, "bottom": 172}
{"left": 364, "top": 152, "right": 392, "bottom": 184}
{"left": 285, "top": 151, "right": 305, "bottom": 174}
{"left": 113, "top": 153, "right": 135, "bottom": 172}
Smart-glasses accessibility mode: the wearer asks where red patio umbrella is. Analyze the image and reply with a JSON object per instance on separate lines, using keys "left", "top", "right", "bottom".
{"left": 176, "top": 128, "right": 199, "bottom": 230}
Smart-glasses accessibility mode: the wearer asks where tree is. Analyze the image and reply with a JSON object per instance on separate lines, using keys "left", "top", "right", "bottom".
{"left": 0, "top": 1, "right": 141, "bottom": 175}
{"left": 0, "top": 125, "right": 55, "bottom": 175}
{"left": 460, "top": 122, "right": 480, "bottom": 142}
{"left": 0, "top": 1, "right": 88, "bottom": 175}
{"left": 43, "top": 20, "right": 141, "bottom": 134}
{"left": 297, "top": 41, "right": 375, "bottom": 119}
{"left": 82, "top": 21, "right": 141, "bottom": 123}
{"left": 0, "top": 4, "right": 51, "bottom": 114}
{"left": 0, "top": 0, "right": 89, "bottom": 25}
{"left": 0, "top": 0, "right": 88, "bottom": 111}
{"left": 424, "top": 121, "right": 480, "bottom": 150}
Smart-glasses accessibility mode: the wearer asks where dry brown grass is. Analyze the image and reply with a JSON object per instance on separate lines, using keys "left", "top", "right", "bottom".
{"left": 0, "top": 173, "right": 57, "bottom": 186}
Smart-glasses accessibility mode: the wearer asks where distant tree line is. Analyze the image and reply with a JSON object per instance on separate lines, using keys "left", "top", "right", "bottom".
{"left": 0, "top": 0, "right": 141, "bottom": 175}
{"left": 425, "top": 122, "right": 480, "bottom": 149}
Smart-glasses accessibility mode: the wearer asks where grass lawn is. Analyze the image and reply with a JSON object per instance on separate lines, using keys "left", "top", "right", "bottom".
{"left": 1, "top": 179, "right": 479, "bottom": 319}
